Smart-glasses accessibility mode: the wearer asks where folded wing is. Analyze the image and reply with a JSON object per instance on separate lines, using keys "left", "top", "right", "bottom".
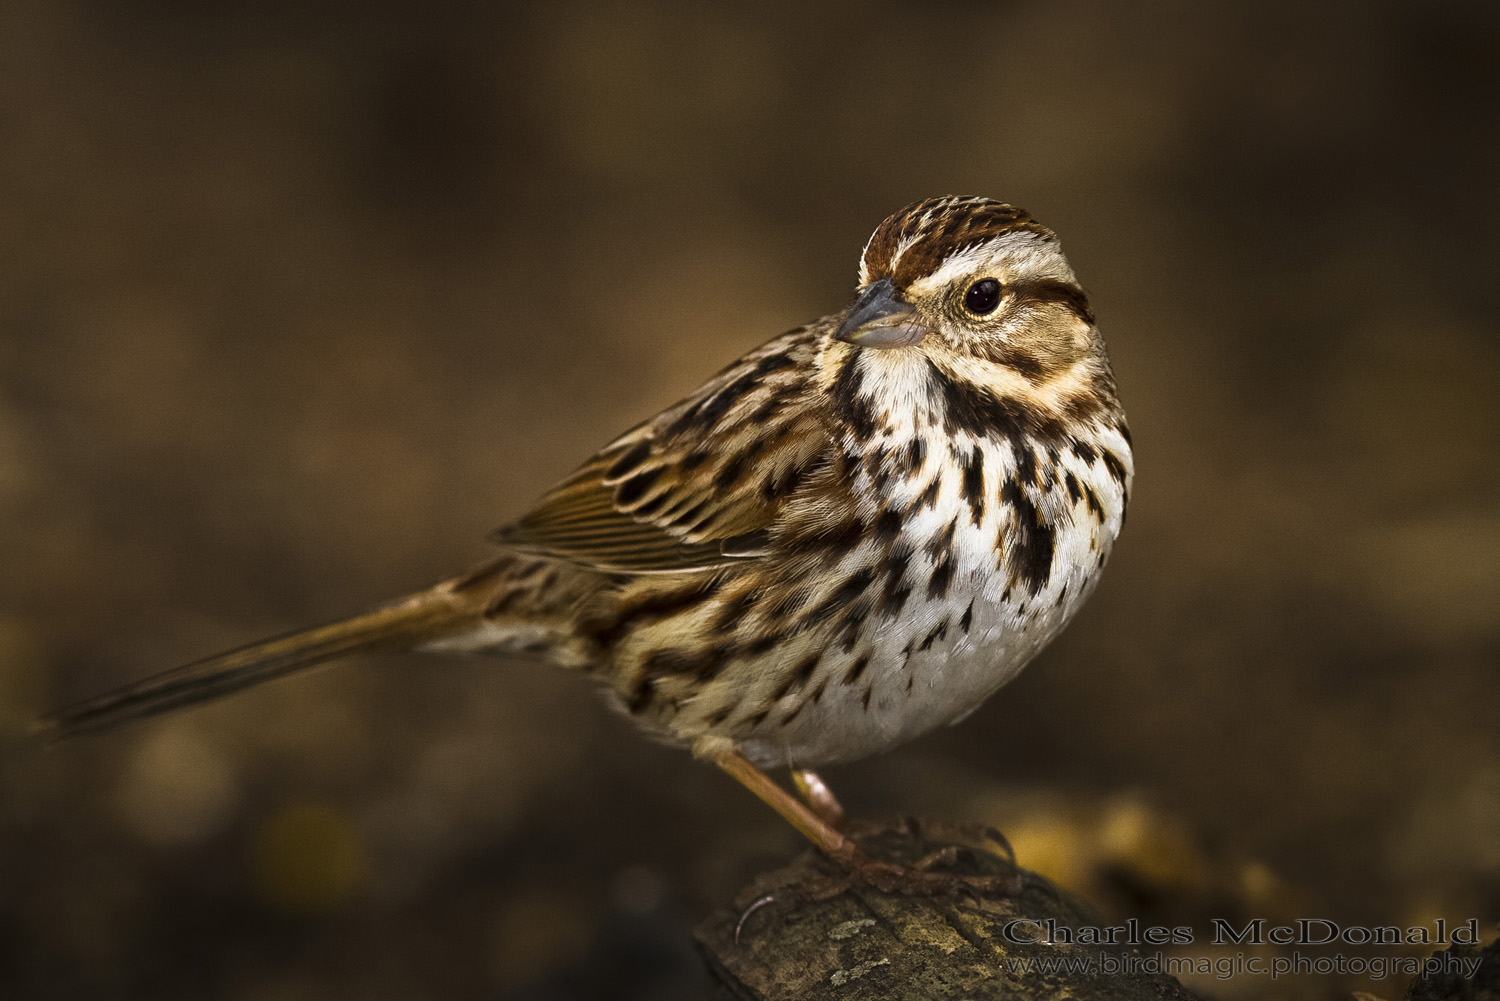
{"left": 491, "top": 326, "right": 832, "bottom": 574}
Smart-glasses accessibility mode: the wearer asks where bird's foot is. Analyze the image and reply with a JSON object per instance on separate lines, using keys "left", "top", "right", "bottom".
{"left": 843, "top": 848, "right": 1021, "bottom": 899}
{"left": 732, "top": 816, "right": 1024, "bottom": 942}
{"left": 896, "top": 815, "right": 1017, "bottom": 869}
{"left": 833, "top": 818, "right": 1023, "bottom": 898}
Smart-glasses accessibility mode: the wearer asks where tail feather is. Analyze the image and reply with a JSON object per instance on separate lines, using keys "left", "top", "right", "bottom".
{"left": 34, "top": 585, "right": 481, "bottom": 743}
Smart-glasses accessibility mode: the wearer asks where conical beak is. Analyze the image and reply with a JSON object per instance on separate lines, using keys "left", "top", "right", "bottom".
{"left": 835, "top": 278, "right": 927, "bottom": 348}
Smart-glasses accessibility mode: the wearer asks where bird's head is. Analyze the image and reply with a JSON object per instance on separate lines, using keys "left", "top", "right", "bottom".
{"left": 827, "top": 196, "right": 1119, "bottom": 434}
{"left": 837, "top": 196, "right": 1101, "bottom": 376}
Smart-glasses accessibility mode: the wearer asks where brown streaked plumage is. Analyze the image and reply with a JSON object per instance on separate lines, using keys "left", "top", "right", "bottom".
{"left": 37, "top": 196, "right": 1133, "bottom": 893}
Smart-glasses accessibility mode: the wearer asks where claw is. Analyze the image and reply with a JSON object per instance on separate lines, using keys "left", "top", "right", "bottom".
{"left": 955, "top": 879, "right": 985, "bottom": 906}
{"left": 731, "top": 815, "right": 1026, "bottom": 937}
{"left": 980, "top": 824, "right": 1017, "bottom": 867}
{"left": 734, "top": 892, "right": 778, "bottom": 945}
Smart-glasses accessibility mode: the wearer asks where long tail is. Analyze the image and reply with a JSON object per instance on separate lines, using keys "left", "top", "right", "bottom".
{"left": 33, "top": 583, "right": 484, "bottom": 743}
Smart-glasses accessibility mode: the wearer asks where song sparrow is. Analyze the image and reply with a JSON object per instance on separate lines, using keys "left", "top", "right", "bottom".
{"left": 39, "top": 196, "right": 1132, "bottom": 890}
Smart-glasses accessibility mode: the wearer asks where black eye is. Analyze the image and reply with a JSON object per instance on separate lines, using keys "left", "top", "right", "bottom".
{"left": 964, "top": 278, "right": 1003, "bottom": 315}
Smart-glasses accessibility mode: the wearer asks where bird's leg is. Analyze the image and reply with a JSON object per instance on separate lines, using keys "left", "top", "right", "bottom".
{"left": 707, "top": 745, "right": 865, "bottom": 867}
{"left": 790, "top": 768, "right": 846, "bottom": 828}
{"left": 703, "top": 743, "right": 1017, "bottom": 899}
{"left": 706, "top": 745, "right": 873, "bottom": 941}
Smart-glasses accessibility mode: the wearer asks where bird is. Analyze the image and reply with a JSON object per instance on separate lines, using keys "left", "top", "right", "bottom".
{"left": 37, "top": 196, "right": 1132, "bottom": 892}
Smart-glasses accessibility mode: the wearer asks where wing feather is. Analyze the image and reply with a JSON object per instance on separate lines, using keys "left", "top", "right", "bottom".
{"left": 489, "top": 324, "right": 832, "bottom": 574}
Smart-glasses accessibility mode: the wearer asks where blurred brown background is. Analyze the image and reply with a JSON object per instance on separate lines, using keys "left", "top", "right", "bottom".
{"left": 2, "top": 1, "right": 1497, "bottom": 999}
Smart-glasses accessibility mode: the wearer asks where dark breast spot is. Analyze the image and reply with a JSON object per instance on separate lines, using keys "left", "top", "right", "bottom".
{"left": 913, "top": 477, "right": 941, "bottom": 512}
{"left": 793, "top": 653, "right": 820, "bottom": 686}
{"left": 805, "top": 568, "right": 877, "bottom": 628}
{"left": 485, "top": 588, "right": 521, "bottom": 618}
{"left": 771, "top": 662, "right": 806, "bottom": 702}
{"left": 881, "top": 545, "right": 913, "bottom": 615}
{"left": 1082, "top": 484, "right": 1104, "bottom": 521}
{"left": 918, "top": 618, "right": 949, "bottom": 651}
{"left": 641, "top": 645, "right": 734, "bottom": 686}
{"left": 1007, "top": 495, "right": 1056, "bottom": 594}
{"left": 1012, "top": 442, "right": 1038, "bottom": 486}
{"left": 927, "top": 518, "right": 957, "bottom": 559}
{"left": 925, "top": 554, "right": 956, "bottom": 601}
{"left": 835, "top": 600, "right": 871, "bottom": 653}
{"left": 903, "top": 437, "right": 927, "bottom": 474}
{"left": 1100, "top": 448, "right": 1128, "bottom": 487}
{"left": 961, "top": 447, "right": 985, "bottom": 524}
{"left": 829, "top": 354, "right": 877, "bottom": 440}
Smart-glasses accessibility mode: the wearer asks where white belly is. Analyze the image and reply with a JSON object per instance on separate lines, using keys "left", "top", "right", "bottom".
{"left": 739, "top": 429, "right": 1130, "bottom": 768}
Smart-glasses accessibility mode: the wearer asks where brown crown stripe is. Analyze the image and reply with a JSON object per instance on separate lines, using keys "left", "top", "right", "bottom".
{"left": 861, "top": 196, "right": 1056, "bottom": 290}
